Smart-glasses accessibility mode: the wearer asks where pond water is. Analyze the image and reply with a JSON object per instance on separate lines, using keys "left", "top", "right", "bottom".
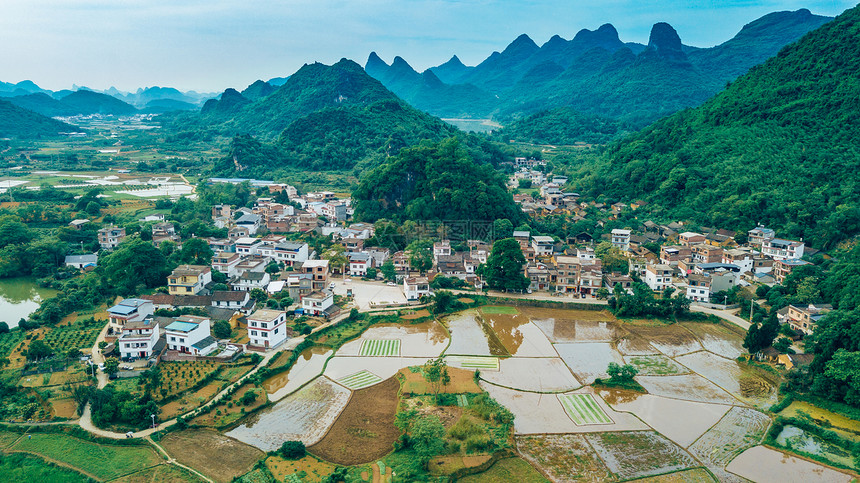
{"left": 0, "top": 277, "right": 58, "bottom": 328}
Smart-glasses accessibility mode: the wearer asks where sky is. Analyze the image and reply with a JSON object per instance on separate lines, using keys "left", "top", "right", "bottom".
{"left": 1, "top": 0, "right": 854, "bottom": 93}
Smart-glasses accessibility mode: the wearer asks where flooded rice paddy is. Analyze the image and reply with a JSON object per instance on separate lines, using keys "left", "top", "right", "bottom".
{"left": 727, "top": 445, "right": 853, "bottom": 483}
{"left": 264, "top": 346, "right": 332, "bottom": 401}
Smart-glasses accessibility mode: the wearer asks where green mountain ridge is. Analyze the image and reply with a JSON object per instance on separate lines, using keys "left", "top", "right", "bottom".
{"left": 0, "top": 99, "right": 78, "bottom": 138}
{"left": 578, "top": 5, "right": 860, "bottom": 249}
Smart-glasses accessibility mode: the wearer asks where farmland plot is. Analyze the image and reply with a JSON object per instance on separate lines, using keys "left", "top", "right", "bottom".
{"left": 160, "top": 429, "right": 263, "bottom": 483}
{"left": 480, "top": 357, "right": 580, "bottom": 392}
{"left": 555, "top": 342, "right": 625, "bottom": 384}
{"left": 681, "top": 322, "right": 745, "bottom": 359}
{"left": 775, "top": 425, "right": 856, "bottom": 468}
{"left": 227, "top": 377, "right": 350, "bottom": 450}
{"left": 337, "top": 370, "right": 383, "bottom": 390}
{"left": 626, "top": 468, "right": 716, "bottom": 482}
{"left": 726, "top": 445, "right": 854, "bottom": 483}
{"left": 609, "top": 394, "right": 732, "bottom": 447}
{"left": 360, "top": 339, "right": 401, "bottom": 357}
{"left": 624, "top": 355, "right": 688, "bottom": 376}
{"left": 531, "top": 317, "right": 623, "bottom": 343}
{"left": 688, "top": 406, "right": 770, "bottom": 468}
{"left": 337, "top": 321, "right": 447, "bottom": 357}
{"left": 483, "top": 313, "right": 557, "bottom": 357}
{"left": 265, "top": 347, "right": 332, "bottom": 402}
{"left": 675, "top": 351, "right": 777, "bottom": 408}
{"left": 446, "top": 355, "right": 500, "bottom": 371}
{"left": 616, "top": 335, "right": 659, "bottom": 355}
{"left": 324, "top": 356, "right": 430, "bottom": 383}
{"left": 443, "top": 310, "right": 493, "bottom": 356}
{"left": 484, "top": 383, "right": 647, "bottom": 434}
{"left": 584, "top": 431, "right": 698, "bottom": 480}
{"left": 627, "top": 325, "right": 702, "bottom": 357}
{"left": 559, "top": 394, "right": 613, "bottom": 425}
{"left": 635, "top": 374, "right": 738, "bottom": 405}
{"left": 516, "top": 434, "right": 614, "bottom": 483}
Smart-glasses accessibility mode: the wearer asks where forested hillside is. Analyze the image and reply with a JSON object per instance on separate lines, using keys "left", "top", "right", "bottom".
{"left": 578, "top": 5, "right": 860, "bottom": 249}
{"left": 352, "top": 138, "right": 523, "bottom": 224}
{"left": 0, "top": 99, "right": 77, "bottom": 138}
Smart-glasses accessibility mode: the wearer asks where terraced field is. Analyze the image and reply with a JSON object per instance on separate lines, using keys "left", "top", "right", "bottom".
{"left": 446, "top": 355, "right": 500, "bottom": 370}
{"left": 360, "top": 339, "right": 401, "bottom": 357}
{"left": 688, "top": 406, "right": 770, "bottom": 468}
{"left": 584, "top": 431, "right": 697, "bottom": 480}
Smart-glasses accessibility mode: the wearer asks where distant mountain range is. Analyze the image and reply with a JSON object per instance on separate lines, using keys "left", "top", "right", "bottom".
{"left": 365, "top": 9, "right": 832, "bottom": 129}
{"left": 0, "top": 99, "right": 77, "bottom": 138}
{"left": 582, "top": 5, "right": 860, "bottom": 249}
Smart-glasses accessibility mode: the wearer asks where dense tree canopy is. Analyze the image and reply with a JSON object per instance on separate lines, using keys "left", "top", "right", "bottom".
{"left": 482, "top": 238, "right": 529, "bottom": 292}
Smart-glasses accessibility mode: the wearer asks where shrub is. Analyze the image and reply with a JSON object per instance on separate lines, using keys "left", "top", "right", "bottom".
{"left": 448, "top": 417, "right": 482, "bottom": 441}
{"left": 240, "top": 390, "right": 258, "bottom": 406}
{"left": 279, "top": 440, "right": 306, "bottom": 459}
{"left": 464, "top": 434, "right": 493, "bottom": 453}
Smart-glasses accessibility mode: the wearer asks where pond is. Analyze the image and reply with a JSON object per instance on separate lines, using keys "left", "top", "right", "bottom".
{"left": 0, "top": 277, "right": 58, "bottom": 328}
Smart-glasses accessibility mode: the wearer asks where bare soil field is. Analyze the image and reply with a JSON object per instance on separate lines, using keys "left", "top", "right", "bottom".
{"left": 615, "top": 334, "right": 659, "bottom": 355}
{"left": 626, "top": 468, "right": 716, "bottom": 482}
{"left": 626, "top": 325, "right": 703, "bottom": 357}
{"left": 114, "top": 464, "right": 205, "bottom": 483}
{"left": 160, "top": 428, "right": 264, "bottom": 483}
{"left": 398, "top": 366, "right": 482, "bottom": 395}
{"left": 308, "top": 376, "right": 401, "bottom": 465}
{"left": 516, "top": 434, "right": 614, "bottom": 482}
{"left": 584, "top": 431, "right": 698, "bottom": 480}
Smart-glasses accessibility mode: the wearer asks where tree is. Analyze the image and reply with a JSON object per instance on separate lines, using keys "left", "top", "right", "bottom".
{"left": 607, "top": 362, "right": 638, "bottom": 381}
{"left": 26, "top": 340, "right": 53, "bottom": 360}
{"left": 176, "top": 237, "right": 214, "bottom": 266}
{"left": 85, "top": 201, "right": 101, "bottom": 216}
{"left": 394, "top": 408, "right": 418, "bottom": 440}
{"left": 249, "top": 288, "right": 268, "bottom": 304}
{"left": 365, "top": 267, "right": 378, "bottom": 279}
{"left": 279, "top": 440, "right": 306, "bottom": 459}
{"left": 493, "top": 219, "right": 514, "bottom": 240}
{"left": 595, "top": 241, "right": 628, "bottom": 273}
{"left": 101, "top": 237, "right": 169, "bottom": 295}
{"left": 322, "top": 245, "right": 347, "bottom": 277}
{"left": 380, "top": 259, "right": 396, "bottom": 281}
{"left": 410, "top": 415, "right": 446, "bottom": 466}
{"left": 773, "top": 337, "right": 794, "bottom": 354}
{"left": 213, "top": 320, "right": 232, "bottom": 339}
{"left": 432, "top": 290, "right": 460, "bottom": 315}
{"left": 104, "top": 357, "right": 120, "bottom": 376}
{"left": 423, "top": 357, "right": 451, "bottom": 402}
{"left": 0, "top": 215, "right": 33, "bottom": 248}
{"left": 0, "top": 322, "right": 8, "bottom": 334}
{"left": 406, "top": 239, "right": 433, "bottom": 275}
{"left": 483, "top": 238, "right": 529, "bottom": 292}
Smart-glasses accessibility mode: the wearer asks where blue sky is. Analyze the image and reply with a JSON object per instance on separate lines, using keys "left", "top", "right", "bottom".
{"left": 1, "top": 1, "right": 854, "bottom": 93}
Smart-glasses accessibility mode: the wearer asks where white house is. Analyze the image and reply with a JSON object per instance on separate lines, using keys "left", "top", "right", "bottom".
{"left": 531, "top": 236, "right": 555, "bottom": 257}
{"left": 686, "top": 274, "right": 711, "bottom": 302}
{"left": 118, "top": 318, "right": 160, "bottom": 360}
{"left": 247, "top": 309, "right": 288, "bottom": 348}
{"left": 232, "top": 271, "right": 271, "bottom": 292}
{"left": 165, "top": 315, "right": 217, "bottom": 356}
{"left": 404, "top": 276, "right": 431, "bottom": 301}
{"left": 211, "top": 291, "right": 252, "bottom": 314}
{"left": 274, "top": 241, "right": 309, "bottom": 266}
{"left": 107, "top": 298, "right": 154, "bottom": 335}
{"left": 301, "top": 290, "right": 335, "bottom": 317}
{"left": 212, "top": 252, "right": 242, "bottom": 278}
{"left": 644, "top": 264, "right": 673, "bottom": 292}
{"left": 65, "top": 253, "right": 98, "bottom": 270}
{"left": 762, "top": 238, "right": 805, "bottom": 261}
{"left": 348, "top": 252, "right": 373, "bottom": 277}
{"left": 611, "top": 229, "right": 631, "bottom": 251}
{"left": 235, "top": 213, "right": 263, "bottom": 235}
{"left": 234, "top": 237, "right": 262, "bottom": 255}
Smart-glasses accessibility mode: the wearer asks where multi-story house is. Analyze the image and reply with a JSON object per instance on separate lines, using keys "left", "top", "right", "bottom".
{"left": 531, "top": 236, "right": 555, "bottom": 257}
{"left": 404, "top": 276, "right": 431, "bottom": 301}
{"left": 107, "top": 298, "right": 154, "bottom": 335}
{"left": 301, "top": 259, "right": 329, "bottom": 291}
{"left": 527, "top": 265, "right": 551, "bottom": 291}
{"left": 604, "top": 273, "right": 633, "bottom": 293}
{"left": 644, "top": 264, "right": 673, "bottom": 292}
{"left": 747, "top": 226, "right": 776, "bottom": 246}
{"left": 165, "top": 315, "right": 217, "bottom": 355}
{"left": 301, "top": 290, "right": 335, "bottom": 317}
{"left": 98, "top": 225, "right": 126, "bottom": 250}
{"left": 686, "top": 273, "right": 711, "bottom": 302}
{"left": 232, "top": 271, "right": 270, "bottom": 292}
{"left": 610, "top": 229, "right": 631, "bottom": 252}
{"left": 691, "top": 244, "right": 724, "bottom": 264}
{"left": 247, "top": 309, "right": 288, "bottom": 348}
{"left": 235, "top": 213, "right": 262, "bottom": 235}
{"left": 168, "top": 265, "right": 212, "bottom": 295}
{"left": 554, "top": 256, "right": 581, "bottom": 293}
{"left": 678, "top": 232, "right": 707, "bottom": 246}
{"left": 118, "top": 318, "right": 160, "bottom": 360}
{"left": 274, "top": 242, "right": 309, "bottom": 266}
{"left": 211, "top": 290, "right": 253, "bottom": 314}
{"left": 787, "top": 304, "right": 832, "bottom": 336}
{"left": 660, "top": 245, "right": 691, "bottom": 265}
{"left": 762, "top": 238, "right": 805, "bottom": 261}
{"left": 212, "top": 251, "right": 242, "bottom": 278}
{"left": 348, "top": 252, "right": 374, "bottom": 277}
{"left": 433, "top": 240, "right": 452, "bottom": 261}
{"left": 286, "top": 272, "right": 314, "bottom": 301}
{"left": 773, "top": 258, "right": 811, "bottom": 284}
{"left": 234, "top": 237, "right": 262, "bottom": 256}
{"left": 579, "top": 266, "right": 603, "bottom": 296}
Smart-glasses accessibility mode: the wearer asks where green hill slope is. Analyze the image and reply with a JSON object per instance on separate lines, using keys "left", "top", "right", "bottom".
{"left": 580, "top": 5, "right": 860, "bottom": 249}
{"left": 0, "top": 99, "right": 77, "bottom": 138}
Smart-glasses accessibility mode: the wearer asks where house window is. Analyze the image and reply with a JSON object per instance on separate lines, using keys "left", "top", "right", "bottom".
{"left": 251, "top": 330, "right": 257, "bottom": 336}
{"left": 274, "top": 328, "right": 279, "bottom": 334}
{"left": 261, "top": 332, "right": 267, "bottom": 337}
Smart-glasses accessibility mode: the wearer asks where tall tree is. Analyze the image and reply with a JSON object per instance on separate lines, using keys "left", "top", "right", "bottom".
{"left": 483, "top": 238, "right": 529, "bottom": 291}
{"left": 101, "top": 236, "right": 169, "bottom": 295}
{"left": 406, "top": 239, "right": 433, "bottom": 275}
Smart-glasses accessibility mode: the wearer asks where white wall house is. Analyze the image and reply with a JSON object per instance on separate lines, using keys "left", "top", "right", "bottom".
{"left": 348, "top": 252, "right": 373, "bottom": 277}
{"left": 165, "top": 315, "right": 217, "bottom": 356}
{"left": 234, "top": 237, "right": 262, "bottom": 255}
{"left": 211, "top": 291, "right": 252, "bottom": 313}
{"left": 212, "top": 251, "right": 242, "bottom": 278}
{"left": 247, "top": 309, "right": 288, "bottom": 348}
{"left": 686, "top": 274, "right": 711, "bottom": 302}
{"left": 644, "top": 264, "right": 673, "bottom": 292}
{"left": 404, "top": 276, "right": 431, "bottom": 301}
{"left": 118, "top": 318, "right": 160, "bottom": 360}
{"left": 762, "top": 238, "right": 805, "bottom": 261}
{"left": 531, "top": 236, "right": 555, "bottom": 257}
{"left": 274, "top": 242, "right": 309, "bottom": 266}
{"left": 65, "top": 253, "right": 98, "bottom": 270}
{"left": 107, "top": 298, "right": 154, "bottom": 334}
{"left": 301, "top": 290, "right": 334, "bottom": 317}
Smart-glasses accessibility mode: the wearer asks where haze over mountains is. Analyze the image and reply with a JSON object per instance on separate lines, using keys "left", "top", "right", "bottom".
{"left": 365, "top": 9, "right": 832, "bottom": 126}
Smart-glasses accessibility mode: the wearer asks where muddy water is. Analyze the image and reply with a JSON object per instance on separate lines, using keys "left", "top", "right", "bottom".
{"left": 594, "top": 387, "right": 645, "bottom": 406}
{"left": 481, "top": 313, "right": 530, "bottom": 355}
{"left": 443, "top": 310, "right": 494, "bottom": 356}
{"left": 350, "top": 320, "right": 448, "bottom": 357}
{"left": 263, "top": 346, "right": 332, "bottom": 394}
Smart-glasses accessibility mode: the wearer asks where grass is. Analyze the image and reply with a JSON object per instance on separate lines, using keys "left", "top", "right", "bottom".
{"left": 266, "top": 454, "right": 337, "bottom": 483}
{"left": 0, "top": 452, "right": 92, "bottom": 483}
{"left": 0, "top": 331, "right": 26, "bottom": 358}
{"left": 459, "top": 457, "right": 549, "bottom": 482}
{"left": 626, "top": 355, "right": 687, "bottom": 375}
{"left": 9, "top": 431, "right": 162, "bottom": 480}
{"left": 42, "top": 319, "right": 103, "bottom": 352}
{"left": 559, "top": 394, "right": 613, "bottom": 425}
{"left": 338, "top": 370, "right": 383, "bottom": 390}
{"left": 114, "top": 464, "right": 205, "bottom": 483}
{"left": 359, "top": 339, "right": 401, "bottom": 357}
{"left": 447, "top": 356, "right": 500, "bottom": 370}
{"left": 0, "top": 430, "right": 23, "bottom": 448}
{"left": 481, "top": 306, "right": 519, "bottom": 315}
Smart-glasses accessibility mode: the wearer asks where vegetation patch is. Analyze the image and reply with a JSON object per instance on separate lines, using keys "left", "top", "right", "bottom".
{"left": 624, "top": 355, "right": 688, "bottom": 376}
{"left": 399, "top": 366, "right": 482, "bottom": 395}
{"left": 0, "top": 452, "right": 92, "bottom": 483}
{"left": 308, "top": 376, "right": 401, "bottom": 465}
{"left": 584, "top": 431, "right": 697, "bottom": 480}
{"left": 9, "top": 430, "right": 161, "bottom": 480}
{"left": 446, "top": 355, "right": 500, "bottom": 371}
{"left": 458, "top": 457, "right": 548, "bottom": 482}
{"left": 481, "top": 306, "right": 519, "bottom": 315}
{"left": 337, "top": 370, "right": 383, "bottom": 390}
{"left": 359, "top": 339, "right": 401, "bottom": 357}
{"left": 160, "top": 428, "right": 265, "bottom": 483}
{"left": 265, "top": 454, "right": 337, "bottom": 483}
{"left": 114, "top": 464, "right": 205, "bottom": 483}
{"left": 516, "top": 434, "right": 613, "bottom": 482}
{"left": 559, "top": 394, "right": 613, "bottom": 425}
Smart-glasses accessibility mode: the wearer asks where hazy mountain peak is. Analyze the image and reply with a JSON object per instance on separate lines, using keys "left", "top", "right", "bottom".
{"left": 644, "top": 22, "right": 685, "bottom": 61}
{"left": 503, "top": 33, "right": 539, "bottom": 55}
